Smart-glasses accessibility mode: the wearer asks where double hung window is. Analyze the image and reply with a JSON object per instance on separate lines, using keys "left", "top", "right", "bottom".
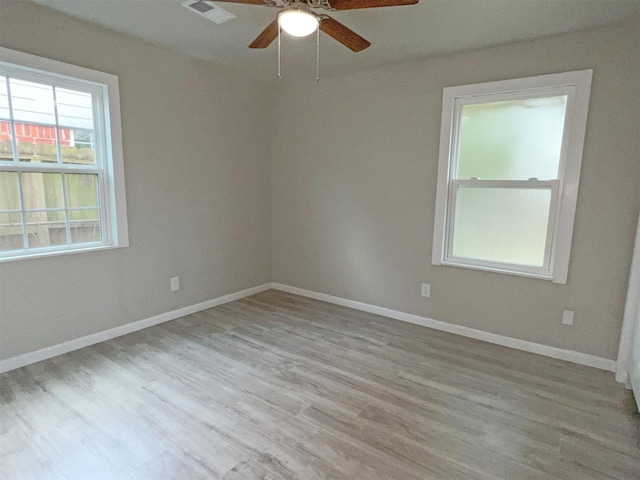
{"left": 0, "top": 48, "right": 127, "bottom": 261}
{"left": 432, "top": 71, "right": 592, "bottom": 283}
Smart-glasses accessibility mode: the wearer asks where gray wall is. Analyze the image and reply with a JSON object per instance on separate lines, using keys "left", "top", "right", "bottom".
{"left": 271, "top": 21, "right": 640, "bottom": 360}
{"left": 0, "top": 1, "right": 273, "bottom": 359}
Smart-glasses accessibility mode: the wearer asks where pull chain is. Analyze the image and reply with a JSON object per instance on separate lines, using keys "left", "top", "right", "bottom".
{"left": 316, "top": 27, "right": 320, "bottom": 82}
{"left": 276, "top": 20, "right": 320, "bottom": 81}
{"left": 277, "top": 24, "right": 282, "bottom": 79}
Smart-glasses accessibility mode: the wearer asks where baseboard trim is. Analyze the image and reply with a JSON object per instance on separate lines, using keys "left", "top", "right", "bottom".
{"left": 271, "top": 283, "right": 616, "bottom": 372}
{"left": 0, "top": 283, "right": 272, "bottom": 374}
{"left": 615, "top": 370, "right": 630, "bottom": 385}
{"left": 2, "top": 282, "right": 617, "bottom": 375}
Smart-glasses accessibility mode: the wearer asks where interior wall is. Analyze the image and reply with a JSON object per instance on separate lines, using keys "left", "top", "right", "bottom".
{"left": 271, "top": 20, "right": 640, "bottom": 360}
{"left": 0, "top": 0, "right": 273, "bottom": 360}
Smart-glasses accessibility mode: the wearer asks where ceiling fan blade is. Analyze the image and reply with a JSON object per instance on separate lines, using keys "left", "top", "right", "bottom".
{"left": 320, "top": 16, "right": 371, "bottom": 52}
{"left": 327, "top": 0, "right": 418, "bottom": 10}
{"left": 249, "top": 20, "right": 279, "bottom": 48}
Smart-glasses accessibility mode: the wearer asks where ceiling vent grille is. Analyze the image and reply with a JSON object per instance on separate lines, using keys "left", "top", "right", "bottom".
{"left": 182, "top": 1, "right": 236, "bottom": 24}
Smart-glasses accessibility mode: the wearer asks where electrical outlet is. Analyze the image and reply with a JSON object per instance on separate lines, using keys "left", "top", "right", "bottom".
{"left": 170, "top": 276, "right": 180, "bottom": 292}
{"left": 421, "top": 283, "right": 431, "bottom": 298}
{"left": 562, "top": 310, "right": 574, "bottom": 326}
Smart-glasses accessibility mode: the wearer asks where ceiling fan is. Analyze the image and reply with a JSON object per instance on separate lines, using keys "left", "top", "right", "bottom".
{"left": 213, "top": 0, "right": 419, "bottom": 52}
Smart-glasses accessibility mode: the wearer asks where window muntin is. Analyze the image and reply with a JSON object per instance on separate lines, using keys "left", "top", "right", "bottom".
{"left": 433, "top": 71, "right": 592, "bottom": 283}
{"left": 0, "top": 49, "right": 128, "bottom": 261}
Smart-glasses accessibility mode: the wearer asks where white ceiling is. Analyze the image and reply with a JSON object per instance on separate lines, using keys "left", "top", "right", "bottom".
{"left": 29, "top": 0, "right": 640, "bottom": 82}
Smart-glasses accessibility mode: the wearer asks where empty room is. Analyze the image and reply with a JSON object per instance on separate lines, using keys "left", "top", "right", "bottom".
{"left": 1, "top": 0, "right": 639, "bottom": 478}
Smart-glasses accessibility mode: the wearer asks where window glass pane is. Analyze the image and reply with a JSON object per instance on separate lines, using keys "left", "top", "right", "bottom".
{"left": 0, "top": 77, "right": 9, "bottom": 119}
{"left": 15, "top": 122, "right": 59, "bottom": 163}
{"left": 0, "top": 171, "right": 20, "bottom": 210}
{"left": 66, "top": 174, "right": 98, "bottom": 208}
{"left": 0, "top": 212, "right": 23, "bottom": 252}
{"left": 456, "top": 96, "right": 567, "bottom": 180}
{"left": 22, "top": 173, "right": 64, "bottom": 210}
{"left": 9, "top": 79, "right": 56, "bottom": 125}
{"left": 452, "top": 187, "right": 552, "bottom": 267}
{"left": 26, "top": 211, "right": 67, "bottom": 248}
{"left": 0, "top": 121, "right": 14, "bottom": 161}
{"left": 69, "top": 209, "right": 100, "bottom": 244}
{"left": 55, "top": 88, "right": 93, "bottom": 130}
{"left": 60, "top": 128, "right": 96, "bottom": 166}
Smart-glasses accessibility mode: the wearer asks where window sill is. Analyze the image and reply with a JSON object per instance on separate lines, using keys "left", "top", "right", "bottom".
{"left": 0, "top": 243, "right": 125, "bottom": 263}
{"left": 438, "top": 260, "right": 555, "bottom": 282}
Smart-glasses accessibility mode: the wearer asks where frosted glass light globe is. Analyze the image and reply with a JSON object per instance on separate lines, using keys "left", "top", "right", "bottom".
{"left": 278, "top": 10, "right": 319, "bottom": 37}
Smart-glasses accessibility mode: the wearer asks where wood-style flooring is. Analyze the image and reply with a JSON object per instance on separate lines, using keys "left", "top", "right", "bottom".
{"left": 1, "top": 290, "right": 639, "bottom": 479}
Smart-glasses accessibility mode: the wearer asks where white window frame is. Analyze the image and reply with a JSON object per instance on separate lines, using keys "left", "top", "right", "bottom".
{"left": 0, "top": 48, "right": 128, "bottom": 262}
{"left": 432, "top": 70, "right": 592, "bottom": 284}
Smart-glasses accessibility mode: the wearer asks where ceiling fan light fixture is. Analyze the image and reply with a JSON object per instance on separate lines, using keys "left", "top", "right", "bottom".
{"left": 278, "top": 9, "right": 319, "bottom": 37}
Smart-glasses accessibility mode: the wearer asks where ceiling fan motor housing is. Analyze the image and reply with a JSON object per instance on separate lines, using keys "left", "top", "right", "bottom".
{"left": 278, "top": 3, "right": 321, "bottom": 38}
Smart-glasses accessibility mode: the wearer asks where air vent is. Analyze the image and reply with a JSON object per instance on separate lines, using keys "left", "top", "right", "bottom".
{"left": 190, "top": 1, "right": 215, "bottom": 13}
{"left": 182, "top": 0, "right": 236, "bottom": 24}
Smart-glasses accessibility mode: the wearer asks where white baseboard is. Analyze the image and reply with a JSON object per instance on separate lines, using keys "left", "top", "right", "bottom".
{"left": 615, "top": 370, "right": 630, "bottom": 385}
{"left": 270, "top": 283, "right": 617, "bottom": 372}
{"left": 0, "top": 283, "right": 272, "bottom": 374}
{"left": 2, "top": 281, "right": 617, "bottom": 375}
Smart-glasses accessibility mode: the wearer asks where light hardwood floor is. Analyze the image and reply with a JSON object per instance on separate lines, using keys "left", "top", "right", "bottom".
{"left": 1, "top": 290, "right": 639, "bottom": 479}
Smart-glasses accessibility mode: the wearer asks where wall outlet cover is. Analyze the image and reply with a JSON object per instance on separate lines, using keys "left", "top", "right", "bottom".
{"left": 562, "top": 310, "right": 574, "bottom": 325}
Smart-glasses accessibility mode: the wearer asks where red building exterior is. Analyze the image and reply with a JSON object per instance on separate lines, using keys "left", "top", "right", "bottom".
{"left": 0, "top": 120, "right": 72, "bottom": 146}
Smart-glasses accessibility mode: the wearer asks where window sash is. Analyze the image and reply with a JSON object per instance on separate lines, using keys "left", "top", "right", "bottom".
{"left": 443, "top": 179, "right": 559, "bottom": 277}
{"left": 0, "top": 71, "right": 104, "bottom": 170}
{"left": 449, "top": 86, "right": 575, "bottom": 183}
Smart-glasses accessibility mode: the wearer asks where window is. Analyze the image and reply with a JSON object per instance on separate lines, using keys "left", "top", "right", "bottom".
{"left": 432, "top": 70, "right": 592, "bottom": 284}
{"left": 0, "top": 48, "right": 128, "bottom": 261}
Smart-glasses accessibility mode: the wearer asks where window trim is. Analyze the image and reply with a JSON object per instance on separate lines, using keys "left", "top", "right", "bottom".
{"left": 0, "top": 48, "right": 128, "bottom": 262}
{"left": 432, "top": 70, "right": 593, "bottom": 284}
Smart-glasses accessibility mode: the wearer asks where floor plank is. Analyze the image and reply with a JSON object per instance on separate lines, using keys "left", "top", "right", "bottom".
{"left": 1, "top": 290, "right": 639, "bottom": 479}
